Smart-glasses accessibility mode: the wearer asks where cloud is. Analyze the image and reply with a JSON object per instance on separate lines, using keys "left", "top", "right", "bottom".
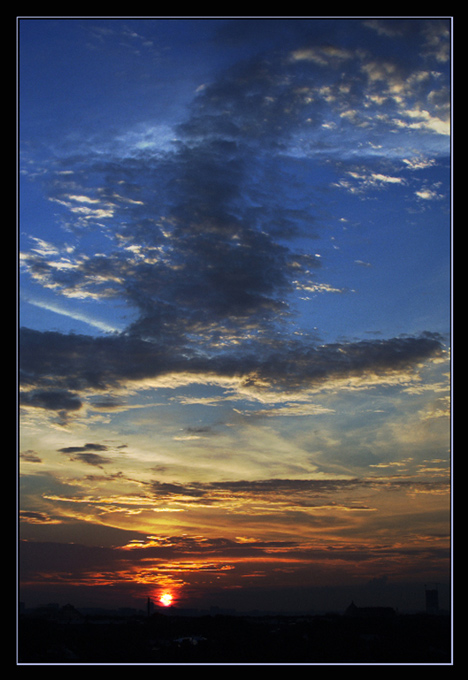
{"left": 19, "top": 326, "right": 445, "bottom": 419}
{"left": 421, "top": 20, "right": 451, "bottom": 63}
{"left": 57, "top": 442, "right": 116, "bottom": 468}
{"left": 69, "top": 474, "right": 439, "bottom": 528}
{"left": 20, "top": 388, "right": 83, "bottom": 413}
{"left": 415, "top": 186, "right": 444, "bottom": 200}
{"left": 22, "top": 294, "right": 123, "bottom": 333}
{"left": 66, "top": 452, "right": 112, "bottom": 468}
{"left": 295, "top": 281, "right": 348, "bottom": 297}
{"left": 173, "top": 426, "right": 216, "bottom": 441}
{"left": 20, "top": 510, "right": 60, "bottom": 524}
{"left": 290, "top": 45, "right": 357, "bottom": 66}
{"left": 403, "top": 157, "right": 436, "bottom": 170}
{"left": 22, "top": 140, "right": 319, "bottom": 349}
{"left": 49, "top": 193, "right": 115, "bottom": 220}
{"left": 395, "top": 105, "right": 450, "bottom": 136}
{"left": 363, "top": 19, "right": 408, "bottom": 38}
{"left": 20, "top": 450, "right": 42, "bottom": 463}
{"left": 239, "top": 403, "right": 335, "bottom": 418}
{"left": 57, "top": 442, "right": 110, "bottom": 454}
{"left": 334, "top": 167, "right": 406, "bottom": 194}
{"left": 20, "top": 468, "right": 449, "bottom": 568}
{"left": 19, "top": 23, "right": 449, "bottom": 422}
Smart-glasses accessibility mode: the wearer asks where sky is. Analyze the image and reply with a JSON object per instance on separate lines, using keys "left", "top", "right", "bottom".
{"left": 18, "top": 16, "right": 452, "bottom": 616}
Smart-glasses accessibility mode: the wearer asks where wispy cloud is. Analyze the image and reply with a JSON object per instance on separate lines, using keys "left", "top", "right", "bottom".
{"left": 415, "top": 185, "right": 445, "bottom": 200}
{"left": 22, "top": 295, "right": 122, "bottom": 333}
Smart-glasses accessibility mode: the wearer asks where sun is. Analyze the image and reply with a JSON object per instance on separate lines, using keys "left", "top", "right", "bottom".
{"left": 159, "top": 592, "right": 173, "bottom": 607}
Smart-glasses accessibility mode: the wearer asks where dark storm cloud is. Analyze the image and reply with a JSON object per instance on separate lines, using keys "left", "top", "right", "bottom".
{"left": 250, "top": 332, "right": 446, "bottom": 389}
{"left": 24, "top": 43, "right": 328, "bottom": 348}
{"left": 19, "top": 327, "right": 445, "bottom": 414}
{"left": 20, "top": 388, "right": 83, "bottom": 412}
{"left": 176, "top": 52, "right": 320, "bottom": 146}
{"left": 19, "top": 328, "right": 172, "bottom": 392}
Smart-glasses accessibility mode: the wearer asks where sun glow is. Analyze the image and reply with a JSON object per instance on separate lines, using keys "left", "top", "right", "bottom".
{"left": 159, "top": 592, "right": 173, "bottom": 607}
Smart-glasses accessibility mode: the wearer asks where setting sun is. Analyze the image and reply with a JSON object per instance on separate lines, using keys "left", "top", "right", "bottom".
{"left": 159, "top": 593, "right": 173, "bottom": 607}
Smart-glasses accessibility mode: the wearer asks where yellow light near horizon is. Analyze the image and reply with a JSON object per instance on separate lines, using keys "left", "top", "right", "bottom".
{"left": 159, "top": 592, "right": 173, "bottom": 607}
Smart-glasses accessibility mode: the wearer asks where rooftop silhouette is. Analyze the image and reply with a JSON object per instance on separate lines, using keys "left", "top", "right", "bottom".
{"left": 18, "top": 596, "right": 451, "bottom": 664}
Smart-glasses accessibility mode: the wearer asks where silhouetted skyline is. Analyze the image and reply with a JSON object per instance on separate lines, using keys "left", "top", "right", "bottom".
{"left": 18, "top": 597, "right": 452, "bottom": 664}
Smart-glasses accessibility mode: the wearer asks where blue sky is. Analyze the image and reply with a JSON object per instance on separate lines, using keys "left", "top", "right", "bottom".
{"left": 19, "top": 17, "right": 451, "bottom": 615}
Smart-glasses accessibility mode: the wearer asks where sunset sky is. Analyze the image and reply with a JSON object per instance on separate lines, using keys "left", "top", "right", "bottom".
{"left": 18, "top": 17, "right": 451, "bottom": 615}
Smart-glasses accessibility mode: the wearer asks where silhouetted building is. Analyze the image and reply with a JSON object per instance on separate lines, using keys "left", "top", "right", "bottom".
{"left": 345, "top": 601, "right": 395, "bottom": 618}
{"left": 147, "top": 597, "right": 154, "bottom": 616}
{"left": 58, "top": 603, "right": 84, "bottom": 624}
{"left": 26, "top": 603, "right": 84, "bottom": 623}
{"left": 425, "top": 584, "right": 439, "bottom": 614}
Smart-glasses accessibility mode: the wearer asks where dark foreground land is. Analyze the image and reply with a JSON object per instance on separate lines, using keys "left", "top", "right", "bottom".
{"left": 18, "top": 608, "right": 451, "bottom": 664}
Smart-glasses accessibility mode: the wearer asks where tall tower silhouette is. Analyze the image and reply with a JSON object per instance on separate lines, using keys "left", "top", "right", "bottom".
{"left": 147, "top": 597, "right": 154, "bottom": 617}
